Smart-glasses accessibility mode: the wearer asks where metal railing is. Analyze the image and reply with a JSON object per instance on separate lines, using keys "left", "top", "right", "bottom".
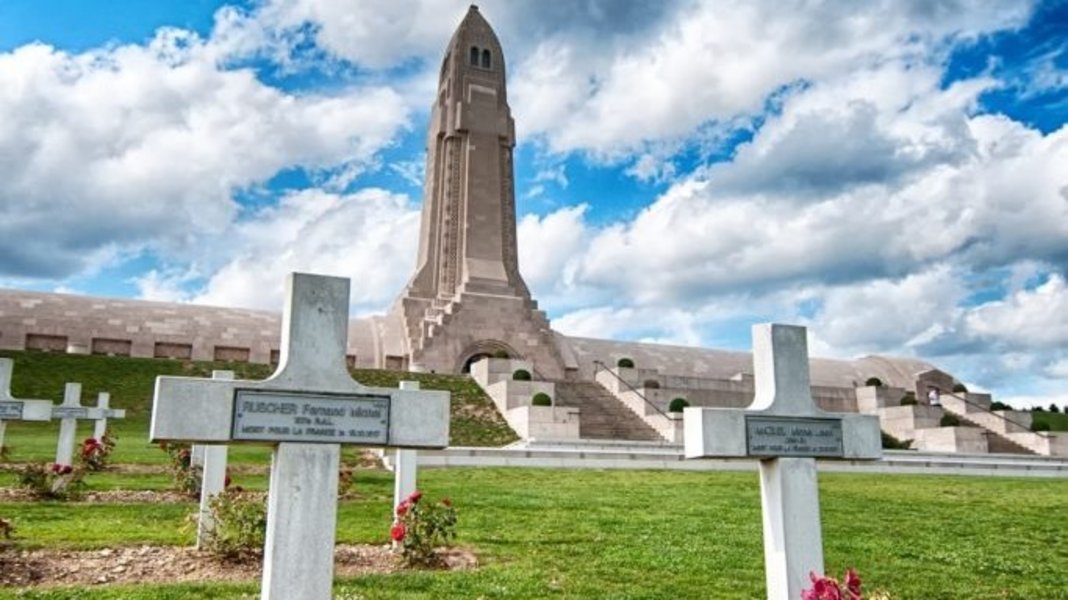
{"left": 941, "top": 391, "right": 1036, "bottom": 436}
{"left": 592, "top": 360, "right": 669, "bottom": 419}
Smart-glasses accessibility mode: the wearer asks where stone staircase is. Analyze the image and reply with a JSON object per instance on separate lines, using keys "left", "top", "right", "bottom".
{"left": 553, "top": 381, "right": 665, "bottom": 442}
{"left": 939, "top": 393, "right": 1067, "bottom": 456}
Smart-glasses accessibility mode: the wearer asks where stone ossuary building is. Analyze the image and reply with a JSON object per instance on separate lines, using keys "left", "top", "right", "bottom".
{"left": 1, "top": 6, "right": 1062, "bottom": 457}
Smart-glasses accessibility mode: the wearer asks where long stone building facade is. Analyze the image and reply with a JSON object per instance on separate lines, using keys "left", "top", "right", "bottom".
{"left": 2, "top": 7, "right": 1061, "bottom": 456}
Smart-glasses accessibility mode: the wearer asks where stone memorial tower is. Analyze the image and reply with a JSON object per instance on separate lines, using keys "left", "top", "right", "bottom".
{"left": 391, "top": 6, "right": 567, "bottom": 378}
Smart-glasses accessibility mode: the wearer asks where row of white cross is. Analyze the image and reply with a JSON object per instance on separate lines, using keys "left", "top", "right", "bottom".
{"left": 4, "top": 272, "right": 884, "bottom": 600}
{"left": 0, "top": 358, "right": 126, "bottom": 466}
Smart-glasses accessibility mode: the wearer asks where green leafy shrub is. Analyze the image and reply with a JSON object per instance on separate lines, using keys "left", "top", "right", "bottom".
{"left": 392, "top": 490, "right": 458, "bottom": 568}
{"left": 1032, "top": 421, "right": 1052, "bottom": 432}
{"left": 940, "top": 414, "right": 960, "bottom": 427}
{"left": 881, "top": 431, "right": 912, "bottom": 450}
{"left": 643, "top": 379, "right": 660, "bottom": 389}
{"left": 900, "top": 392, "right": 917, "bottom": 406}
{"left": 865, "top": 377, "right": 883, "bottom": 387}
{"left": 952, "top": 383, "right": 968, "bottom": 394}
{"left": 18, "top": 463, "right": 86, "bottom": 500}
{"left": 512, "top": 369, "right": 532, "bottom": 381}
{"left": 531, "top": 392, "right": 552, "bottom": 406}
{"left": 616, "top": 357, "right": 635, "bottom": 369}
{"left": 160, "top": 441, "right": 201, "bottom": 498}
{"left": 492, "top": 349, "right": 510, "bottom": 359}
{"left": 200, "top": 489, "right": 267, "bottom": 561}
{"left": 1050, "top": 404, "right": 1061, "bottom": 414}
{"left": 78, "top": 429, "right": 116, "bottom": 472}
{"left": 668, "top": 397, "right": 689, "bottom": 413}
{"left": 990, "top": 401, "right": 1012, "bottom": 411}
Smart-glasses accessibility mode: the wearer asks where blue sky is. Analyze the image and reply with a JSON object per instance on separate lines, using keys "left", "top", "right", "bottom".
{"left": 0, "top": 0, "right": 1066, "bottom": 407}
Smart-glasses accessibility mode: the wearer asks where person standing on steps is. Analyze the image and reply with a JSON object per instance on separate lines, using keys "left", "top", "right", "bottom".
{"left": 928, "top": 387, "right": 941, "bottom": 408}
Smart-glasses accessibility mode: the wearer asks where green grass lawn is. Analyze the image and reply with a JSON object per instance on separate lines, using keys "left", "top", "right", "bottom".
{"left": 2, "top": 350, "right": 1067, "bottom": 598}
{"left": 1032, "top": 410, "right": 1068, "bottom": 432}
{"left": 0, "top": 350, "right": 516, "bottom": 465}
{"left": 2, "top": 468, "right": 1067, "bottom": 599}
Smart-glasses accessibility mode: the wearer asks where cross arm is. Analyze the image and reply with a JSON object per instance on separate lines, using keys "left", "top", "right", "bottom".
{"left": 1, "top": 399, "right": 53, "bottom": 421}
{"left": 150, "top": 376, "right": 237, "bottom": 443}
{"left": 684, "top": 407, "right": 882, "bottom": 460}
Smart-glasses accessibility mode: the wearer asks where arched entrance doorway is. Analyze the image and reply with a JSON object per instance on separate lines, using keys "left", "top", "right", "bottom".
{"left": 457, "top": 340, "right": 519, "bottom": 374}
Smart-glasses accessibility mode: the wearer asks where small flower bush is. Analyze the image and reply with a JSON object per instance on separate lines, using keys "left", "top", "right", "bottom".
{"left": 392, "top": 490, "right": 457, "bottom": 568}
{"left": 802, "top": 569, "right": 891, "bottom": 600}
{"left": 18, "top": 463, "right": 86, "bottom": 500}
{"left": 200, "top": 488, "right": 267, "bottom": 561}
{"left": 79, "top": 429, "right": 117, "bottom": 471}
{"left": 160, "top": 441, "right": 202, "bottom": 498}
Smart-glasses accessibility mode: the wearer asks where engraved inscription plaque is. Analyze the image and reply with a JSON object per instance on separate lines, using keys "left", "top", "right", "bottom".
{"left": 231, "top": 389, "right": 390, "bottom": 445}
{"left": 746, "top": 416, "right": 844, "bottom": 458}
{"left": 0, "top": 401, "right": 24, "bottom": 420}
{"left": 52, "top": 407, "right": 89, "bottom": 419}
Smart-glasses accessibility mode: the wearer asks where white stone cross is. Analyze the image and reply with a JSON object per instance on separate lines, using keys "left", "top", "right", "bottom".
{"left": 150, "top": 273, "right": 450, "bottom": 600}
{"left": 196, "top": 370, "right": 234, "bottom": 549}
{"left": 684, "top": 324, "right": 882, "bottom": 600}
{"left": 52, "top": 383, "right": 106, "bottom": 467}
{"left": 0, "top": 358, "right": 53, "bottom": 454}
{"left": 92, "top": 392, "right": 126, "bottom": 440}
{"left": 393, "top": 380, "right": 420, "bottom": 532}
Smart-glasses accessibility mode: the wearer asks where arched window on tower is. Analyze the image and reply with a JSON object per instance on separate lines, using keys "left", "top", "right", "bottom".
{"left": 481, "top": 48, "right": 491, "bottom": 69}
{"left": 469, "top": 46, "right": 479, "bottom": 66}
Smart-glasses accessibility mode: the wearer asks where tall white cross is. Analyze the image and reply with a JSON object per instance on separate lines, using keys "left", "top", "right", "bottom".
{"left": 150, "top": 273, "right": 450, "bottom": 600}
{"left": 52, "top": 383, "right": 106, "bottom": 467}
{"left": 92, "top": 392, "right": 126, "bottom": 440}
{"left": 0, "top": 358, "right": 53, "bottom": 453}
{"left": 684, "top": 324, "right": 882, "bottom": 600}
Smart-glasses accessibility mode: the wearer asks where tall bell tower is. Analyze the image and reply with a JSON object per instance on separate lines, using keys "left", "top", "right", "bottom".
{"left": 392, "top": 5, "right": 566, "bottom": 377}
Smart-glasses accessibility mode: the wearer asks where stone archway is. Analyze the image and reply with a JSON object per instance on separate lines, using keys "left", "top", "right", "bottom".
{"left": 456, "top": 340, "right": 520, "bottom": 373}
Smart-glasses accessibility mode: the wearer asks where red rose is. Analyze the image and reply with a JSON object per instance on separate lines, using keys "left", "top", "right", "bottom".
{"left": 408, "top": 490, "right": 423, "bottom": 503}
{"left": 60, "top": 465, "right": 73, "bottom": 475}
{"left": 844, "top": 569, "right": 861, "bottom": 600}
{"left": 390, "top": 523, "right": 406, "bottom": 542}
{"left": 224, "top": 475, "right": 232, "bottom": 488}
{"left": 396, "top": 501, "right": 409, "bottom": 517}
{"left": 51, "top": 463, "right": 62, "bottom": 473}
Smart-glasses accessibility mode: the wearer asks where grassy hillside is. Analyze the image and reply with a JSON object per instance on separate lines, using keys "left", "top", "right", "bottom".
{"left": 0, "top": 350, "right": 517, "bottom": 464}
{"left": 1031, "top": 410, "right": 1068, "bottom": 432}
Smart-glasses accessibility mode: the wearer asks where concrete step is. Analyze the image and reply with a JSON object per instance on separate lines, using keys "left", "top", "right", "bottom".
{"left": 553, "top": 381, "right": 665, "bottom": 442}
{"left": 954, "top": 413, "right": 1035, "bottom": 455}
{"left": 912, "top": 426, "right": 988, "bottom": 454}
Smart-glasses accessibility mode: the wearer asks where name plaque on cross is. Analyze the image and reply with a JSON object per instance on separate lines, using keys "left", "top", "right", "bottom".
{"left": 746, "top": 416, "right": 844, "bottom": 458}
{"left": 53, "top": 406, "right": 89, "bottom": 419}
{"left": 0, "top": 402, "right": 23, "bottom": 419}
{"left": 232, "top": 390, "right": 390, "bottom": 444}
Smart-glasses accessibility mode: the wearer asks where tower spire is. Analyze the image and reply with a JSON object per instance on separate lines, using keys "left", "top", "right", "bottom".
{"left": 391, "top": 7, "right": 565, "bottom": 377}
